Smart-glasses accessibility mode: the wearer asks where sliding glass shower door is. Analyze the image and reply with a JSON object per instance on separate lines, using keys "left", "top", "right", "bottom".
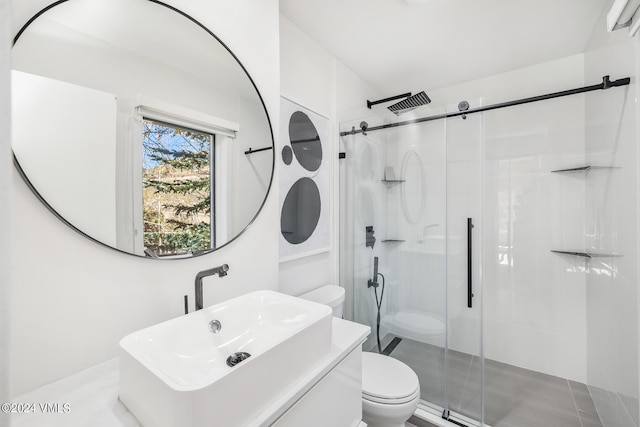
{"left": 444, "top": 106, "right": 484, "bottom": 425}
{"left": 339, "top": 107, "right": 485, "bottom": 426}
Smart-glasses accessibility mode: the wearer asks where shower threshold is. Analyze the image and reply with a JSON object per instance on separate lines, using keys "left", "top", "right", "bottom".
{"left": 380, "top": 334, "right": 603, "bottom": 427}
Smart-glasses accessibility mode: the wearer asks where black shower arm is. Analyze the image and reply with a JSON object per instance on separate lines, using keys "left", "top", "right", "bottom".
{"left": 367, "top": 92, "right": 412, "bottom": 109}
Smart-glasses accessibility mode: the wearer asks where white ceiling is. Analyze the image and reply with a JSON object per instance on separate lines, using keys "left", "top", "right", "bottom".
{"left": 280, "top": 0, "right": 607, "bottom": 96}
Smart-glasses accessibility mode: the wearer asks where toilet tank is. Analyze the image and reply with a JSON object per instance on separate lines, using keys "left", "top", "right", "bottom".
{"left": 299, "top": 285, "right": 345, "bottom": 318}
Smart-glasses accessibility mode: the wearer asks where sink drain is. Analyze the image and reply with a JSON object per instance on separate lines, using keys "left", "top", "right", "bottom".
{"left": 226, "top": 352, "right": 251, "bottom": 367}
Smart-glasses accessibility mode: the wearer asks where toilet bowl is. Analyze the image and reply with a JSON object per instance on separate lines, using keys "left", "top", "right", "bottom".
{"left": 299, "top": 285, "right": 420, "bottom": 427}
{"left": 361, "top": 351, "right": 420, "bottom": 427}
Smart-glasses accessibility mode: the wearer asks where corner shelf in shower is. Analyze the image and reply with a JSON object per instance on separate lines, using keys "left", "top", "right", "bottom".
{"left": 382, "top": 239, "right": 406, "bottom": 243}
{"left": 381, "top": 179, "right": 405, "bottom": 183}
{"left": 551, "top": 250, "right": 623, "bottom": 258}
{"left": 550, "top": 166, "right": 620, "bottom": 173}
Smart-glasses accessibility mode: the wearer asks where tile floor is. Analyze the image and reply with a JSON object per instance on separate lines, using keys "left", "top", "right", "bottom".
{"left": 382, "top": 335, "right": 603, "bottom": 427}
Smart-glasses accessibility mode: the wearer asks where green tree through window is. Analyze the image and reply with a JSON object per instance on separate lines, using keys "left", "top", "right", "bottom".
{"left": 142, "top": 119, "right": 214, "bottom": 256}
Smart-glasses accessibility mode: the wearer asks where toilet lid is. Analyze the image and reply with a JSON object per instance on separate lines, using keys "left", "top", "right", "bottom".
{"left": 362, "top": 352, "right": 419, "bottom": 404}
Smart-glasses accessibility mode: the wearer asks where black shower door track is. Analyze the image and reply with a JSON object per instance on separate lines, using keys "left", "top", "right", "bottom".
{"left": 339, "top": 75, "right": 631, "bottom": 137}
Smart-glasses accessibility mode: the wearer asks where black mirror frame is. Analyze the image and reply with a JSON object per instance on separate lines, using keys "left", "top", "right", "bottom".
{"left": 12, "top": 0, "right": 275, "bottom": 259}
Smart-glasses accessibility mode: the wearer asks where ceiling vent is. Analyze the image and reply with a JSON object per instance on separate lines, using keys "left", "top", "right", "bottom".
{"left": 608, "top": 0, "right": 640, "bottom": 36}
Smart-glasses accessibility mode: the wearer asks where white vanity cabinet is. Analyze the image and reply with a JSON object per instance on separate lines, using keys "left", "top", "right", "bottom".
{"left": 272, "top": 347, "right": 363, "bottom": 427}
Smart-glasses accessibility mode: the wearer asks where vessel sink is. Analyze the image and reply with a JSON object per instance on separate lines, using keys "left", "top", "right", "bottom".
{"left": 119, "top": 290, "right": 332, "bottom": 427}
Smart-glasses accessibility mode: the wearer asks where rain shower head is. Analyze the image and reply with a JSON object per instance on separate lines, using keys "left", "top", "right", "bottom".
{"left": 387, "top": 91, "right": 431, "bottom": 116}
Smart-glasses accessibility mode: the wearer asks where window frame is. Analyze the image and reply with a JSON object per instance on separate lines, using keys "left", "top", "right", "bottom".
{"left": 126, "top": 97, "right": 238, "bottom": 257}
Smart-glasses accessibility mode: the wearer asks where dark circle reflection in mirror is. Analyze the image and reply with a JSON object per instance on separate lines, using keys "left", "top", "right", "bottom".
{"left": 288, "top": 111, "right": 322, "bottom": 172}
{"left": 281, "top": 177, "right": 321, "bottom": 244}
{"left": 282, "top": 145, "right": 293, "bottom": 165}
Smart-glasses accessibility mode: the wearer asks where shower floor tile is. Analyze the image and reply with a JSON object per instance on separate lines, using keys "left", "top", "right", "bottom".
{"left": 382, "top": 335, "right": 603, "bottom": 427}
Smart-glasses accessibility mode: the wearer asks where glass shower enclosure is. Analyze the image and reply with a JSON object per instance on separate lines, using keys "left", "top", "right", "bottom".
{"left": 340, "top": 104, "right": 484, "bottom": 425}
{"left": 339, "top": 83, "right": 632, "bottom": 426}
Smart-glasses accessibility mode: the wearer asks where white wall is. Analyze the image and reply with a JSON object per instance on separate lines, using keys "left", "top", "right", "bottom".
{"left": 1, "top": 0, "right": 11, "bottom": 422}
{"left": 13, "top": 73, "right": 118, "bottom": 247}
{"left": 584, "top": 1, "right": 640, "bottom": 425}
{"left": 9, "top": 0, "right": 280, "bottom": 396}
{"left": 278, "top": 16, "right": 336, "bottom": 297}
{"left": 279, "top": 15, "right": 380, "bottom": 302}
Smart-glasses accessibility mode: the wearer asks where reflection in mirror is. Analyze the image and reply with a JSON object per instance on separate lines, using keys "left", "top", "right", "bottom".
{"left": 142, "top": 120, "right": 213, "bottom": 256}
{"left": 11, "top": 0, "right": 274, "bottom": 258}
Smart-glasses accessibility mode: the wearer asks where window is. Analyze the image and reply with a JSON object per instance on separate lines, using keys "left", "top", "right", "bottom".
{"left": 141, "top": 119, "right": 214, "bottom": 256}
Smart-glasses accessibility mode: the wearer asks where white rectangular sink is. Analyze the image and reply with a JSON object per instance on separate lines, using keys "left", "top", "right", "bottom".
{"left": 119, "top": 290, "right": 332, "bottom": 427}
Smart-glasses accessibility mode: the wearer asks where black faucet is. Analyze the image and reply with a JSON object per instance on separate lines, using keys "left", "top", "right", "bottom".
{"left": 195, "top": 264, "right": 229, "bottom": 310}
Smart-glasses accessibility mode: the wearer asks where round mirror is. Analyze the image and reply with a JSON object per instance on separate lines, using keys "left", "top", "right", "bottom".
{"left": 11, "top": 0, "right": 274, "bottom": 258}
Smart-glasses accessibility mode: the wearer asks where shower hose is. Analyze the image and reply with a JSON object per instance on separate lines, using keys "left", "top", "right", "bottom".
{"left": 374, "top": 272, "right": 385, "bottom": 354}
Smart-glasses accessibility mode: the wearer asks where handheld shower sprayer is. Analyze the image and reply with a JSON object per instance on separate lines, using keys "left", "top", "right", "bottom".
{"left": 373, "top": 256, "right": 379, "bottom": 281}
{"left": 367, "top": 256, "right": 385, "bottom": 354}
{"left": 368, "top": 256, "right": 379, "bottom": 288}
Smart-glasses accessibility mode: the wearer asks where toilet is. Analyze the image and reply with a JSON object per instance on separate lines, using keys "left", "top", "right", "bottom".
{"left": 299, "top": 285, "right": 420, "bottom": 427}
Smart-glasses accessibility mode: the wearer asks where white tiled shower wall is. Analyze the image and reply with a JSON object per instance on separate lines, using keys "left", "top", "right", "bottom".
{"left": 584, "top": 1, "right": 640, "bottom": 425}
{"left": 478, "top": 67, "right": 588, "bottom": 382}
